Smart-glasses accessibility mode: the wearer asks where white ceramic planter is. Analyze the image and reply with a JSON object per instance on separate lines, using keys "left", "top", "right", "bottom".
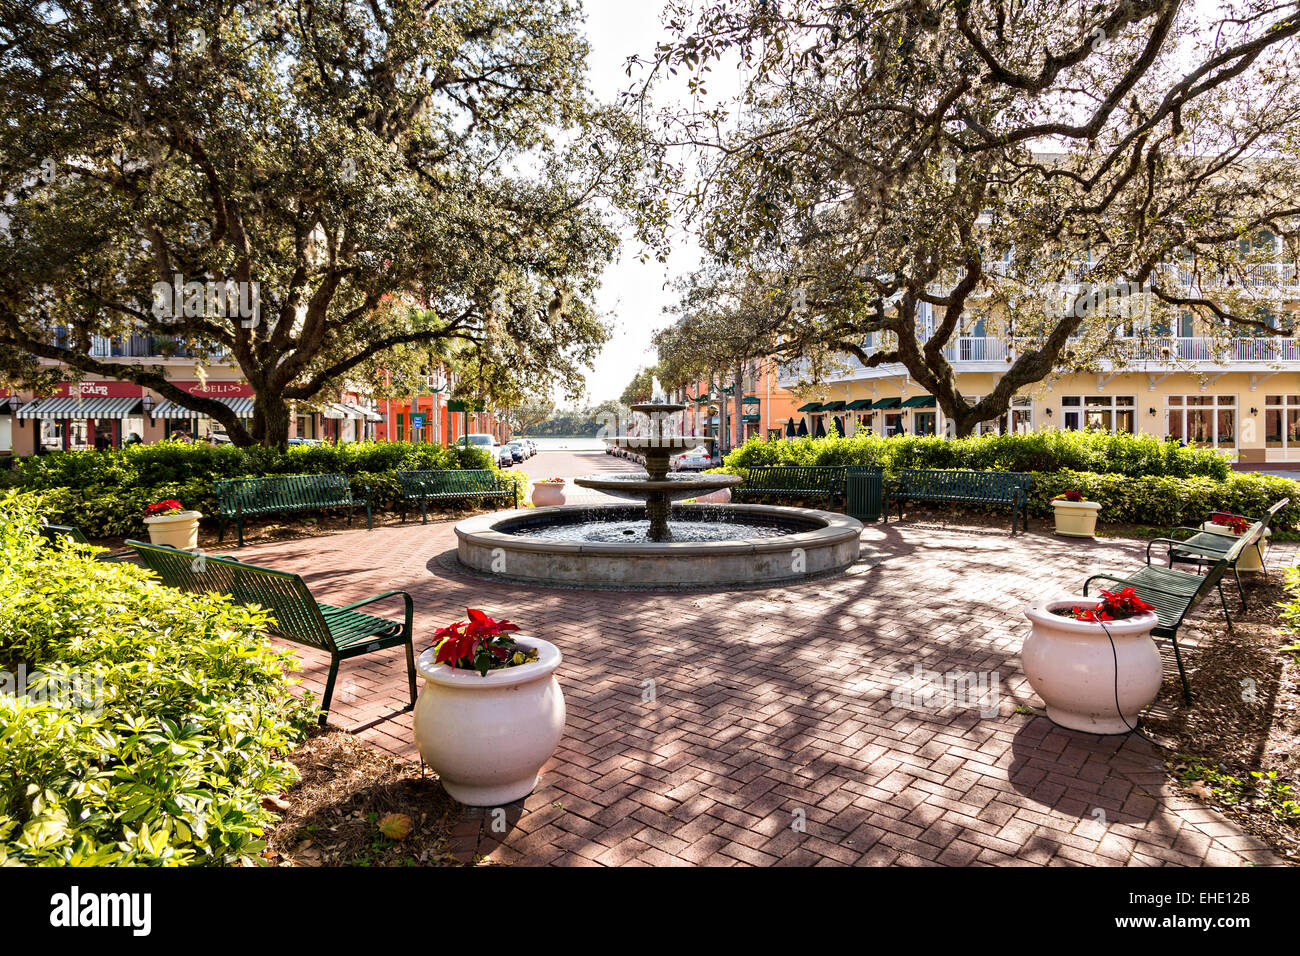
{"left": 1200, "top": 522, "right": 1268, "bottom": 572}
{"left": 530, "top": 482, "right": 566, "bottom": 508}
{"left": 143, "top": 510, "right": 202, "bottom": 550}
{"left": 1051, "top": 499, "right": 1101, "bottom": 538}
{"left": 1022, "top": 596, "right": 1161, "bottom": 734}
{"left": 414, "top": 636, "right": 565, "bottom": 806}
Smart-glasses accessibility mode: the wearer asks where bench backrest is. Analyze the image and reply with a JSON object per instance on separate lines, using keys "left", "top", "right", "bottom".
{"left": 213, "top": 473, "right": 354, "bottom": 516}
{"left": 744, "top": 465, "right": 847, "bottom": 492}
{"left": 39, "top": 523, "right": 90, "bottom": 545}
{"left": 397, "top": 469, "right": 499, "bottom": 495}
{"left": 1263, "top": 497, "right": 1291, "bottom": 531}
{"left": 1185, "top": 528, "right": 1257, "bottom": 608}
{"left": 895, "top": 469, "right": 1031, "bottom": 499}
{"left": 127, "top": 540, "right": 334, "bottom": 649}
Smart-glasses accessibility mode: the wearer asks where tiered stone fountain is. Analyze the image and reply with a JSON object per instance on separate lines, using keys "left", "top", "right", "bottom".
{"left": 453, "top": 397, "right": 862, "bottom": 587}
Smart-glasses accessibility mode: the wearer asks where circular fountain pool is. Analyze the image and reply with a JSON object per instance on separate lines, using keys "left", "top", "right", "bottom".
{"left": 455, "top": 503, "right": 862, "bottom": 588}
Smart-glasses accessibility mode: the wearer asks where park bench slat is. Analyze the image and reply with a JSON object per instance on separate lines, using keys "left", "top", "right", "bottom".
{"left": 1152, "top": 498, "right": 1290, "bottom": 610}
{"left": 128, "top": 539, "right": 415, "bottom": 725}
{"left": 396, "top": 469, "right": 518, "bottom": 523}
{"left": 213, "top": 473, "right": 371, "bottom": 547}
{"left": 886, "top": 468, "right": 1032, "bottom": 534}
{"left": 733, "top": 465, "right": 849, "bottom": 510}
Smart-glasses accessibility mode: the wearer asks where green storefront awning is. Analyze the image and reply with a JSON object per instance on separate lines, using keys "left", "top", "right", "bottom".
{"left": 796, "top": 402, "right": 823, "bottom": 412}
{"left": 870, "top": 397, "right": 902, "bottom": 409}
{"left": 844, "top": 399, "right": 874, "bottom": 410}
{"left": 901, "top": 395, "right": 937, "bottom": 408}
{"left": 821, "top": 400, "right": 847, "bottom": 411}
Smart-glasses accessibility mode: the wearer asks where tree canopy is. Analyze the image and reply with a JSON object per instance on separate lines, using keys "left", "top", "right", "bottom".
{"left": 637, "top": 0, "right": 1300, "bottom": 434}
{"left": 0, "top": 0, "right": 643, "bottom": 444}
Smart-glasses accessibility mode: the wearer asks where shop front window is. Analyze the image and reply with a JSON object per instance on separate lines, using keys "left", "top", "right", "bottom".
{"left": 1168, "top": 395, "right": 1236, "bottom": 448}
{"left": 1062, "top": 395, "right": 1135, "bottom": 433}
{"left": 40, "top": 420, "right": 63, "bottom": 451}
{"left": 913, "top": 411, "right": 936, "bottom": 436}
{"left": 1265, "top": 395, "right": 1300, "bottom": 449}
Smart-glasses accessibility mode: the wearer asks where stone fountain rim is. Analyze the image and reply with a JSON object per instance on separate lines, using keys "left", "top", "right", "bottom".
{"left": 454, "top": 502, "right": 862, "bottom": 557}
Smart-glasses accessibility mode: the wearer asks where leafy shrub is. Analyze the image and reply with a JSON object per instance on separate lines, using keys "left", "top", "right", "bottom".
{"left": 722, "top": 430, "right": 1231, "bottom": 479}
{"left": 0, "top": 492, "right": 312, "bottom": 865}
{"left": 0, "top": 441, "right": 505, "bottom": 537}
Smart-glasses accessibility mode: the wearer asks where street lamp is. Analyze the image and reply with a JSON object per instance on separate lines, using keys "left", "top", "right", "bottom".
{"left": 141, "top": 393, "right": 155, "bottom": 423}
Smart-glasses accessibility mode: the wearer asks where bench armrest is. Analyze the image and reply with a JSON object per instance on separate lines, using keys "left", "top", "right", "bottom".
{"left": 329, "top": 590, "right": 414, "bottom": 617}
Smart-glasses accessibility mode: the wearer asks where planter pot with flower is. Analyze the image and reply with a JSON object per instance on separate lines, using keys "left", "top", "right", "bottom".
{"left": 1021, "top": 587, "right": 1160, "bottom": 734}
{"left": 414, "top": 609, "right": 566, "bottom": 806}
{"left": 143, "top": 499, "right": 202, "bottom": 550}
{"left": 1050, "top": 489, "right": 1101, "bottom": 538}
{"left": 531, "top": 478, "right": 567, "bottom": 508}
{"left": 695, "top": 486, "right": 732, "bottom": 505}
{"left": 1201, "top": 512, "right": 1267, "bottom": 572}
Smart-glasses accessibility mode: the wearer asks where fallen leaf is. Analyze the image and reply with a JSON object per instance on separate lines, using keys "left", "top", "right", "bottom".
{"left": 261, "top": 795, "right": 291, "bottom": 812}
{"left": 378, "top": 812, "right": 413, "bottom": 840}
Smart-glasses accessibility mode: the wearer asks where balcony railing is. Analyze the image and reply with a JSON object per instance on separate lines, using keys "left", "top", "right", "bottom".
{"left": 776, "top": 335, "right": 1300, "bottom": 386}
{"left": 89, "top": 334, "right": 229, "bottom": 361}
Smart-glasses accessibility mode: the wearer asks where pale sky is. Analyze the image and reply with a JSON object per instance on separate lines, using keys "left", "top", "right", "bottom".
{"left": 578, "top": 1, "right": 711, "bottom": 405}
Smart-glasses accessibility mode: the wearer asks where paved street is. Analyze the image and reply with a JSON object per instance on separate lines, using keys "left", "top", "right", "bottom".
{"left": 228, "top": 450, "right": 1284, "bottom": 867}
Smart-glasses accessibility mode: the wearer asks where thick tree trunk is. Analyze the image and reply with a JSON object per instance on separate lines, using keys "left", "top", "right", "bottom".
{"left": 251, "top": 393, "right": 292, "bottom": 448}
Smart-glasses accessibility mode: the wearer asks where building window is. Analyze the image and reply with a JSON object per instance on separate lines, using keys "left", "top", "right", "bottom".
{"left": 1062, "top": 395, "right": 1135, "bottom": 433}
{"left": 884, "top": 412, "right": 905, "bottom": 434}
{"left": 913, "top": 411, "right": 937, "bottom": 436}
{"left": 1168, "top": 395, "right": 1236, "bottom": 448}
{"left": 1264, "top": 395, "right": 1300, "bottom": 449}
{"left": 968, "top": 395, "right": 1033, "bottom": 435}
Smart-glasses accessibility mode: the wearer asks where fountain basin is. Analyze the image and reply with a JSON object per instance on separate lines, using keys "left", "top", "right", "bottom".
{"left": 573, "top": 471, "right": 742, "bottom": 503}
{"left": 455, "top": 503, "right": 862, "bottom": 588}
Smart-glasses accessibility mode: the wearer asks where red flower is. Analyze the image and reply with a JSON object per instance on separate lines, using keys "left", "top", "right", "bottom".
{"left": 144, "top": 499, "right": 184, "bottom": 518}
{"left": 433, "top": 608, "right": 522, "bottom": 675}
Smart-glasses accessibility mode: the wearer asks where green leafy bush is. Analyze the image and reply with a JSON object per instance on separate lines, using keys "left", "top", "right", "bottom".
{"left": 0, "top": 492, "right": 312, "bottom": 865}
{"left": 722, "top": 430, "right": 1231, "bottom": 479}
{"left": 1, "top": 441, "right": 505, "bottom": 537}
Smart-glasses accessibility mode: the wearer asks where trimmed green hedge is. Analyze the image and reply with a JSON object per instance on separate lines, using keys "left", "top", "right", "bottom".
{"left": 0, "top": 441, "right": 527, "bottom": 538}
{"left": 0, "top": 492, "right": 312, "bottom": 865}
{"left": 723, "top": 430, "right": 1232, "bottom": 479}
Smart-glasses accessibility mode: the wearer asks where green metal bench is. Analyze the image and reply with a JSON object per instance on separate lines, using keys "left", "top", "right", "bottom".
{"left": 38, "top": 522, "right": 135, "bottom": 561}
{"left": 1084, "top": 525, "right": 1258, "bottom": 703}
{"left": 214, "top": 473, "right": 372, "bottom": 547}
{"left": 396, "top": 469, "right": 519, "bottom": 524}
{"left": 733, "top": 465, "right": 848, "bottom": 510}
{"left": 127, "top": 540, "right": 415, "bottom": 726}
{"left": 1147, "top": 498, "right": 1289, "bottom": 610}
{"left": 885, "top": 469, "right": 1032, "bottom": 534}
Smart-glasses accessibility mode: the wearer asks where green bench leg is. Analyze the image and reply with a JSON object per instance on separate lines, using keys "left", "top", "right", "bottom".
{"left": 1168, "top": 634, "right": 1193, "bottom": 704}
{"left": 365, "top": 501, "right": 373, "bottom": 531}
{"left": 421, "top": 499, "right": 428, "bottom": 525}
{"left": 404, "top": 640, "right": 418, "bottom": 710}
{"left": 319, "top": 657, "right": 341, "bottom": 727}
{"left": 236, "top": 516, "right": 245, "bottom": 548}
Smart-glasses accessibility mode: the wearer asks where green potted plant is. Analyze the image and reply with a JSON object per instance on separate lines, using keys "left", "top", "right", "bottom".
{"left": 142, "top": 498, "right": 202, "bottom": 550}
{"left": 1050, "top": 488, "right": 1101, "bottom": 538}
{"left": 413, "top": 608, "right": 565, "bottom": 806}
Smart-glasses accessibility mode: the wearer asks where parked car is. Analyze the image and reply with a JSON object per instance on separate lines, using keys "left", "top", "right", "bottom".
{"left": 672, "top": 446, "right": 716, "bottom": 472}
{"left": 497, "top": 445, "right": 514, "bottom": 468}
{"left": 461, "top": 432, "right": 500, "bottom": 464}
{"left": 506, "top": 440, "right": 525, "bottom": 462}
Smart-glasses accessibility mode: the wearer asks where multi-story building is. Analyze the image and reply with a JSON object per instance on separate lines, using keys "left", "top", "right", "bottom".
{"left": 676, "top": 359, "right": 802, "bottom": 447}
{"left": 0, "top": 333, "right": 383, "bottom": 455}
{"left": 777, "top": 285, "right": 1300, "bottom": 464}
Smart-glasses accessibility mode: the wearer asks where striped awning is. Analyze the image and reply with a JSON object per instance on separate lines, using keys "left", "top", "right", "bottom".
{"left": 152, "top": 396, "right": 255, "bottom": 418}
{"left": 324, "top": 402, "right": 381, "bottom": 422}
{"left": 16, "top": 396, "right": 142, "bottom": 420}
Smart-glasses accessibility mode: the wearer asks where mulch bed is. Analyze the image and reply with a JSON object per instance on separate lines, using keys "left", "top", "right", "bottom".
{"left": 1141, "top": 569, "right": 1300, "bottom": 865}
{"left": 262, "top": 729, "right": 468, "bottom": 867}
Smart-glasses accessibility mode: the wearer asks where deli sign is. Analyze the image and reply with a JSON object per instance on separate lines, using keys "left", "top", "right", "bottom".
{"left": 173, "top": 380, "right": 254, "bottom": 398}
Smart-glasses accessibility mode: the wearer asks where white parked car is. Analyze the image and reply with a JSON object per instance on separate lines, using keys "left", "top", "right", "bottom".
{"left": 462, "top": 432, "right": 500, "bottom": 464}
{"left": 671, "top": 445, "right": 716, "bottom": 472}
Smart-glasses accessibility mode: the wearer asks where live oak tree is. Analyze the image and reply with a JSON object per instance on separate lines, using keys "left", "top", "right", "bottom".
{"left": 637, "top": 0, "right": 1300, "bottom": 435}
{"left": 0, "top": 0, "right": 639, "bottom": 445}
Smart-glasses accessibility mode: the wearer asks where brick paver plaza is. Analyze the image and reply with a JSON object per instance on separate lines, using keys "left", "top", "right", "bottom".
{"left": 235, "top": 450, "right": 1283, "bottom": 867}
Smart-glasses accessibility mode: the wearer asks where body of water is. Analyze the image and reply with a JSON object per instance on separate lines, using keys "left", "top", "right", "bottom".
{"left": 526, "top": 436, "right": 609, "bottom": 452}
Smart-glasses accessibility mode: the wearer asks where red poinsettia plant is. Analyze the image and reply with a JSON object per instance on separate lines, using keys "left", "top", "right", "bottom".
{"left": 1059, "top": 587, "right": 1156, "bottom": 623}
{"left": 535, "top": 477, "right": 566, "bottom": 484}
{"left": 143, "top": 499, "right": 185, "bottom": 518}
{"left": 1209, "top": 512, "right": 1250, "bottom": 535}
{"left": 433, "top": 608, "right": 536, "bottom": 677}
{"left": 1052, "top": 489, "right": 1086, "bottom": 502}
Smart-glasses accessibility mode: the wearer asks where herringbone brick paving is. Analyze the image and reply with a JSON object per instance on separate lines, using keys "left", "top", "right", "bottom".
{"left": 227, "top": 452, "right": 1285, "bottom": 867}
